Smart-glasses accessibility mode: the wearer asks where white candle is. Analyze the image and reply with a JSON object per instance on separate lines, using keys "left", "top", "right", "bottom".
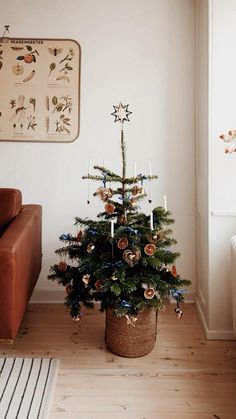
{"left": 164, "top": 195, "right": 167, "bottom": 211}
{"left": 148, "top": 161, "right": 152, "bottom": 177}
{"left": 111, "top": 220, "right": 115, "bottom": 238}
{"left": 150, "top": 212, "right": 154, "bottom": 230}
{"left": 133, "top": 162, "right": 137, "bottom": 178}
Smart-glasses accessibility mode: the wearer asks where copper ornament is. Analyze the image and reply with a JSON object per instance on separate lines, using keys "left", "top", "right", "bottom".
{"left": 82, "top": 274, "right": 91, "bottom": 284}
{"left": 87, "top": 243, "right": 95, "bottom": 253}
{"left": 171, "top": 265, "right": 177, "bottom": 277}
{"left": 117, "top": 237, "right": 128, "bottom": 250}
{"left": 144, "top": 287, "right": 155, "bottom": 299}
{"left": 95, "top": 279, "right": 103, "bottom": 291}
{"left": 77, "top": 230, "right": 83, "bottom": 243}
{"left": 144, "top": 243, "right": 156, "bottom": 256}
{"left": 58, "top": 261, "right": 68, "bottom": 272}
{"left": 105, "top": 203, "right": 116, "bottom": 215}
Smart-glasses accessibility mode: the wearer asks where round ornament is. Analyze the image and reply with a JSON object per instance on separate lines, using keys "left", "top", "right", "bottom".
{"left": 58, "top": 261, "right": 68, "bottom": 272}
{"left": 82, "top": 274, "right": 91, "bottom": 284}
{"left": 95, "top": 279, "right": 103, "bottom": 291}
{"left": 87, "top": 243, "right": 95, "bottom": 253}
{"left": 144, "top": 287, "right": 155, "bottom": 299}
{"left": 105, "top": 203, "right": 116, "bottom": 215}
{"left": 144, "top": 244, "right": 156, "bottom": 256}
{"left": 171, "top": 265, "right": 177, "bottom": 277}
{"left": 117, "top": 237, "right": 128, "bottom": 250}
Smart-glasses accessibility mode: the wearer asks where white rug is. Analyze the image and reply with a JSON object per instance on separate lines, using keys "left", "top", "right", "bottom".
{"left": 0, "top": 357, "right": 59, "bottom": 419}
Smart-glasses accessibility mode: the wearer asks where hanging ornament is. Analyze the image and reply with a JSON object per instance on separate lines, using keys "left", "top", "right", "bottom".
{"left": 111, "top": 102, "right": 132, "bottom": 123}
{"left": 58, "top": 261, "right": 68, "bottom": 272}
{"left": 111, "top": 273, "right": 118, "bottom": 281}
{"left": 76, "top": 230, "right": 83, "bottom": 243}
{"left": 175, "top": 307, "right": 183, "bottom": 319}
{"left": 123, "top": 249, "right": 136, "bottom": 267}
{"left": 125, "top": 314, "right": 138, "bottom": 327}
{"left": 144, "top": 243, "right": 156, "bottom": 256}
{"left": 117, "top": 237, "right": 129, "bottom": 250}
{"left": 105, "top": 202, "right": 116, "bottom": 215}
{"left": 130, "top": 197, "right": 137, "bottom": 207}
{"left": 95, "top": 187, "right": 113, "bottom": 201}
{"left": 171, "top": 265, "right": 177, "bottom": 277}
{"left": 123, "top": 249, "right": 140, "bottom": 266}
{"left": 95, "top": 279, "right": 103, "bottom": 291}
{"left": 82, "top": 274, "right": 91, "bottom": 284}
{"left": 87, "top": 243, "right": 95, "bottom": 253}
{"left": 144, "top": 287, "right": 155, "bottom": 299}
{"left": 65, "top": 284, "right": 73, "bottom": 295}
{"left": 147, "top": 234, "right": 158, "bottom": 244}
{"left": 131, "top": 185, "right": 143, "bottom": 196}
{"left": 72, "top": 315, "right": 81, "bottom": 322}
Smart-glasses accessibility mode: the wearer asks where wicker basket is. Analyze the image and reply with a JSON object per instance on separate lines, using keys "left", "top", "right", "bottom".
{"left": 105, "top": 307, "right": 158, "bottom": 357}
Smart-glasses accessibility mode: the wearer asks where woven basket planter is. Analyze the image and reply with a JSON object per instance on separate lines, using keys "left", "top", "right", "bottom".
{"left": 105, "top": 307, "right": 158, "bottom": 357}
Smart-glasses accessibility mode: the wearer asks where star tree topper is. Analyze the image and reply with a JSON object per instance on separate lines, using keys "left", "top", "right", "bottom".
{"left": 111, "top": 102, "right": 132, "bottom": 123}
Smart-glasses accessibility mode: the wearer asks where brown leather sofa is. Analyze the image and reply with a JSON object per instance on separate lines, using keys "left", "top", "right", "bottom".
{"left": 0, "top": 189, "right": 42, "bottom": 342}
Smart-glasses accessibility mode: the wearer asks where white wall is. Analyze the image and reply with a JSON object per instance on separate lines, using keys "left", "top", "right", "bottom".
{"left": 196, "top": 0, "right": 236, "bottom": 339}
{"left": 0, "top": 0, "right": 196, "bottom": 301}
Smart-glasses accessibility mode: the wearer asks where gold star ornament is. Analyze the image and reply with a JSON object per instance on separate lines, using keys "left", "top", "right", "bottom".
{"left": 111, "top": 102, "right": 132, "bottom": 123}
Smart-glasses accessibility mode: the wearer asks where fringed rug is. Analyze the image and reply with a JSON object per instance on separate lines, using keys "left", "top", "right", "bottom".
{"left": 0, "top": 357, "right": 59, "bottom": 419}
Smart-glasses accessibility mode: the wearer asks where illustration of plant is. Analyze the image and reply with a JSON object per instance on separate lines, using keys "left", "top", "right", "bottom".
{"left": 17, "top": 45, "right": 39, "bottom": 63}
{"left": 29, "top": 97, "right": 36, "bottom": 112}
{"left": 55, "top": 114, "right": 71, "bottom": 134}
{"left": 10, "top": 99, "right": 16, "bottom": 109}
{"left": 52, "top": 95, "right": 72, "bottom": 113}
{"left": 49, "top": 62, "right": 56, "bottom": 76}
{"left": 27, "top": 115, "right": 37, "bottom": 131}
{"left": 0, "top": 49, "right": 3, "bottom": 70}
{"left": 59, "top": 49, "right": 74, "bottom": 64}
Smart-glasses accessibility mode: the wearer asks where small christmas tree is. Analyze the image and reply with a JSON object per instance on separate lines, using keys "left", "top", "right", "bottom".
{"left": 48, "top": 103, "right": 191, "bottom": 322}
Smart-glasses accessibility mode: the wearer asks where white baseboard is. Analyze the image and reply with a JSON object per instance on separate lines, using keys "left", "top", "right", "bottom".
{"left": 196, "top": 296, "right": 236, "bottom": 340}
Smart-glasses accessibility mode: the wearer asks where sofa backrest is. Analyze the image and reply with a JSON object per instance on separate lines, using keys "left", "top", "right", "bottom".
{"left": 0, "top": 189, "right": 22, "bottom": 236}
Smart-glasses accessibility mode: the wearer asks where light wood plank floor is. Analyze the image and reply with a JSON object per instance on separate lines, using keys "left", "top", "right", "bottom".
{"left": 0, "top": 303, "right": 236, "bottom": 419}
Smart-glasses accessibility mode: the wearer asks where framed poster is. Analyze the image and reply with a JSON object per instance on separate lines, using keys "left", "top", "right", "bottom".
{"left": 0, "top": 38, "right": 80, "bottom": 142}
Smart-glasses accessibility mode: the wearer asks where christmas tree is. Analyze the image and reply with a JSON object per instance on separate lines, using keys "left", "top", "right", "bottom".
{"left": 48, "top": 103, "right": 191, "bottom": 322}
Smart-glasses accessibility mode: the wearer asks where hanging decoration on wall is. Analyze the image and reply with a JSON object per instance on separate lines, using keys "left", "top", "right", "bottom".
{"left": 219, "top": 129, "right": 236, "bottom": 153}
{"left": 0, "top": 28, "right": 80, "bottom": 142}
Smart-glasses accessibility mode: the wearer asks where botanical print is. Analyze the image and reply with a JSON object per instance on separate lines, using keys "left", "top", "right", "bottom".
{"left": 0, "top": 38, "right": 80, "bottom": 142}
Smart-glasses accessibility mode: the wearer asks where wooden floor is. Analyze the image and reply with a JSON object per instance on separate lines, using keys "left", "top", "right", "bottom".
{"left": 0, "top": 303, "right": 236, "bottom": 419}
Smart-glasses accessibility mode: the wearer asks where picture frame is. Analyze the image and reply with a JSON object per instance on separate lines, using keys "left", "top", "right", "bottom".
{"left": 0, "top": 37, "right": 80, "bottom": 142}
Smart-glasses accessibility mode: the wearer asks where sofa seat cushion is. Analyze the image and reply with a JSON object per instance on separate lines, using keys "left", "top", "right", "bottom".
{"left": 0, "top": 189, "right": 22, "bottom": 236}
